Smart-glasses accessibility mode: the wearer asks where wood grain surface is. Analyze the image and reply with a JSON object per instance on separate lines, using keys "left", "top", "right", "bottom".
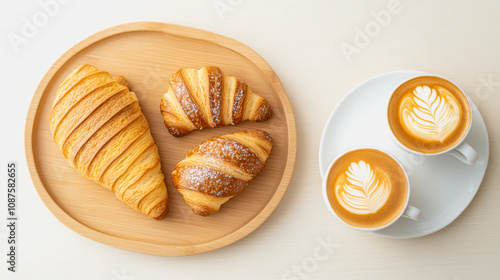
{"left": 24, "top": 22, "right": 296, "bottom": 256}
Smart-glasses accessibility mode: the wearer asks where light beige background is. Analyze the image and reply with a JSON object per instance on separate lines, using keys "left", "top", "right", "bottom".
{"left": 1, "top": 0, "right": 499, "bottom": 279}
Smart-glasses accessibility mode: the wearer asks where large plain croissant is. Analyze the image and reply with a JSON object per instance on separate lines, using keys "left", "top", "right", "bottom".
{"left": 49, "top": 65, "right": 168, "bottom": 220}
{"left": 160, "top": 66, "right": 272, "bottom": 137}
{"left": 172, "top": 129, "right": 273, "bottom": 216}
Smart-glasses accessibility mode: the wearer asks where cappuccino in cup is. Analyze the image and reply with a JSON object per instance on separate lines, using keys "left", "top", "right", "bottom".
{"left": 387, "top": 75, "right": 478, "bottom": 164}
{"left": 323, "top": 148, "right": 420, "bottom": 230}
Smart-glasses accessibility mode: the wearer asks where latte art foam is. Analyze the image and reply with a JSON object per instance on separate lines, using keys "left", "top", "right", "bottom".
{"left": 400, "top": 85, "right": 460, "bottom": 143}
{"left": 335, "top": 161, "right": 390, "bottom": 215}
{"left": 388, "top": 76, "right": 471, "bottom": 154}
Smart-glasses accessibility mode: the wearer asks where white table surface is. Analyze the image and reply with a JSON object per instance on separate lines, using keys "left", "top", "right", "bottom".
{"left": 1, "top": 0, "right": 500, "bottom": 279}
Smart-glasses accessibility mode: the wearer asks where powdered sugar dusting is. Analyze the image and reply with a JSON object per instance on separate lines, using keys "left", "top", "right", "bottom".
{"left": 207, "top": 67, "right": 223, "bottom": 127}
{"left": 191, "top": 136, "right": 263, "bottom": 175}
{"left": 252, "top": 100, "right": 272, "bottom": 121}
{"left": 170, "top": 72, "right": 207, "bottom": 129}
{"left": 174, "top": 165, "right": 247, "bottom": 197}
{"left": 231, "top": 80, "right": 247, "bottom": 124}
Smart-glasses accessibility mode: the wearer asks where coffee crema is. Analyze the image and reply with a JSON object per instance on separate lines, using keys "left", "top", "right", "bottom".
{"left": 326, "top": 149, "right": 408, "bottom": 229}
{"left": 388, "top": 76, "right": 471, "bottom": 154}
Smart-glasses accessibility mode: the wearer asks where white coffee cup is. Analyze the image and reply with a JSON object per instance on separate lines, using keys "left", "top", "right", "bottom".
{"left": 387, "top": 74, "right": 478, "bottom": 165}
{"left": 322, "top": 147, "right": 421, "bottom": 232}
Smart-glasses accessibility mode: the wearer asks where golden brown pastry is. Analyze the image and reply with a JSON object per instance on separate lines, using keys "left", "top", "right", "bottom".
{"left": 172, "top": 129, "right": 273, "bottom": 216}
{"left": 160, "top": 66, "right": 272, "bottom": 137}
{"left": 49, "top": 64, "right": 168, "bottom": 220}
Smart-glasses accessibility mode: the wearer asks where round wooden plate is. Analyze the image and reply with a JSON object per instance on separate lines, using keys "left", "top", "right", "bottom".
{"left": 25, "top": 22, "right": 296, "bottom": 256}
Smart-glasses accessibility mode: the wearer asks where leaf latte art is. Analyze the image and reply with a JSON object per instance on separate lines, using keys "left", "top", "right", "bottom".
{"left": 335, "top": 161, "right": 390, "bottom": 215}
{"left": 400, "top": 85, "right": 460, "bottom": 142}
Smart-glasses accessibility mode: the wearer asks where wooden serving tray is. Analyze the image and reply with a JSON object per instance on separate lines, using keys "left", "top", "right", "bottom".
{"left": 25, "top": 22, "right": 296, "bottom": 256}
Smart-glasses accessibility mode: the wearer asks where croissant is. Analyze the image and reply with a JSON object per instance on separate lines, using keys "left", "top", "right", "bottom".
{"left": 172, "top": 129, "right": 273, "bottom": 216}
{"left": 49, "top": 64, "right": 168, "bottom": 220}
{"left": 160, "top": 66, "right": 272, "bottom": 137}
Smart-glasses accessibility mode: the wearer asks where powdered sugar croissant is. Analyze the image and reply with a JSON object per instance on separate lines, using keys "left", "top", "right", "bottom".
{"left": 172, "top": 129, "right": 273, "bottom": 216}
{"left": 160, "top": 66, "right": 272, "bottom": 137}
{"left": 49, "top": 64, "right": 168, "bottom": 220}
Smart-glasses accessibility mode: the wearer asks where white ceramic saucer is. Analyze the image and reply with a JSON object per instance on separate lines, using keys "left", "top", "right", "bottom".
{"left": 319, "top": 71, "right": 489, "bottom": 239}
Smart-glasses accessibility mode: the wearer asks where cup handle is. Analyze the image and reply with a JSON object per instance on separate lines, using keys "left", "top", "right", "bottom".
{"left": 402, "top": 205, "right": 421, "bottom": 220}
{"left": 449, "top": 142, "right": 478, "bottom": 165}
